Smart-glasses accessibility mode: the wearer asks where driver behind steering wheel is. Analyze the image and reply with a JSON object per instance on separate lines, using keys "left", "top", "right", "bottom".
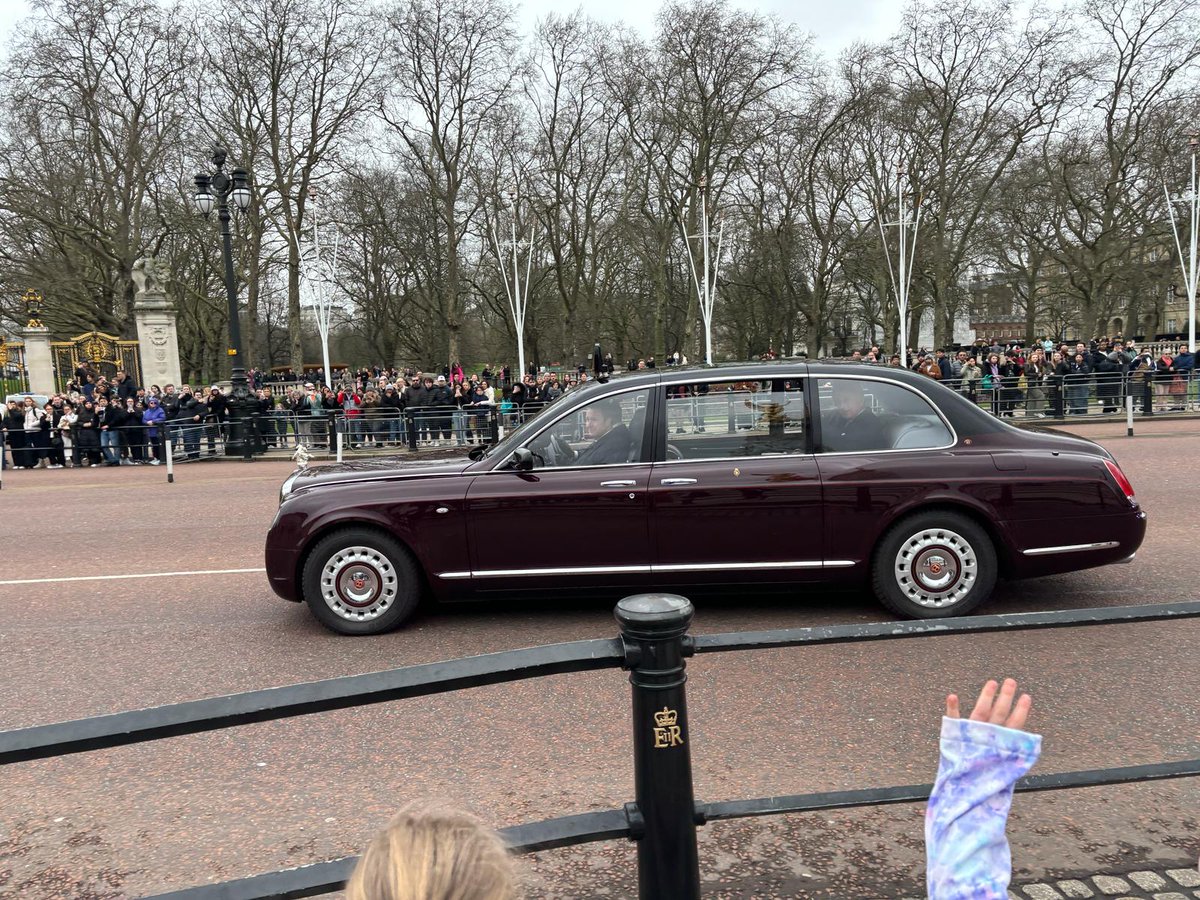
{"left": 572, "top": 399, "right": 632, "bottom": 466}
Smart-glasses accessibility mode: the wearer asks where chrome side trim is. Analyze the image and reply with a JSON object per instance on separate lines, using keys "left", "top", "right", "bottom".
{"left": 476, "top": 461, "right": 654, "bottom": 475}
{"left": 1022, "top": 541, "right": 1120, "bottom": 557}
{"left": 446, "top": 564, "right": 653, "bottom": 580}
{"left": 436, "top": 559, "right": 857, "bottom": 580}
{"left": 654, "top": 560, "right": 822, "bottom": 572}
{"left": 659, "top": 371, "right": 808, "bottom": 388}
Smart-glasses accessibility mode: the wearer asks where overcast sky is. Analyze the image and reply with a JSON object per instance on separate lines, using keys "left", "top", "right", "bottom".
{"left": 0, "top": 0, "right": 902, "bottom": 58}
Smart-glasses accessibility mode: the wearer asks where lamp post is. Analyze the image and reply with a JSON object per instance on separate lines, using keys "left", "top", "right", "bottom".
{"left": 193, "top": 146, "right": 258, "bottom": 459}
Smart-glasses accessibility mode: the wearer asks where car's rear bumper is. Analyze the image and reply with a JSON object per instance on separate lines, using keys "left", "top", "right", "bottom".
{"left": 1008, "top": 508, "right": 1146, "bottom": 578}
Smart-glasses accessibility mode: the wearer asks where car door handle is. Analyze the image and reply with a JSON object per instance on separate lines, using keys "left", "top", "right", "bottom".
{"left": 660, "top": 478, "right": 698, "bottom": 486}
{"left": 600, "top": 480, "right": 636, "bottom": 487}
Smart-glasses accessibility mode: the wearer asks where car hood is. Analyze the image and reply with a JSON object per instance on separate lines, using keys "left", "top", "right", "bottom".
{"left": 1013, "top": 424, "right": 1115, "bottom": 460}
{"left": 290, "top": 453, "right": 474, "bottom": 488}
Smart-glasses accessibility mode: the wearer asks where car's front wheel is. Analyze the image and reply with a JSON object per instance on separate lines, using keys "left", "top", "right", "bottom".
{"left": 301, "top": 528, "right": 421, "bottom": 635}
{"left": 871, "top": 511, "right": 997, "bottom": 619}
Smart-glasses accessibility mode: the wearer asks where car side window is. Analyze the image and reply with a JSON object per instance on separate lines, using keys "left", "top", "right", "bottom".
{"left": 817, "top": 378, "right": 952, "bottom": 453}
{"left": 663, "top": 380, "right": 806, "bottom": 460}
{"left": 526, "top": 388, "right": 651, "bottom": 468}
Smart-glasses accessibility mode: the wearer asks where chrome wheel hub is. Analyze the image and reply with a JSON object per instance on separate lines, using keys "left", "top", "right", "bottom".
{"left": 321, "top": 545, "right": 398, "bottom": 622}
{"left": 893, "top": 527, "right": 976, "bottom": 609}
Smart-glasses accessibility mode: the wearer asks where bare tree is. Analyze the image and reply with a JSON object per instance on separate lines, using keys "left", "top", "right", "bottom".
{"left": 0, "top": 0, "right": 192, "bottom": 336}
{"left": 888, "top": 0, "right": 1077, "bottom": 347}
{"left": 379, "top": 0, "right": 521, "bottom": 369}
{"left": 202, "top": 0, "right": 379, "bottom": 374}
{"left": 1037, "top": 0, "right": 1200, "bottom": 338}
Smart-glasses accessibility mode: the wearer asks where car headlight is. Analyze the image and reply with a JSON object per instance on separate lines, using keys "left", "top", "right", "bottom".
{"left": 279, "top": 471, "right": 300, "bottom": 505}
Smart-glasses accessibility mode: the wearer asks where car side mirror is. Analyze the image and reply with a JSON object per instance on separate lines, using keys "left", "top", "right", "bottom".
{"left": 468, "top": 444, "right": 487, "bottom": 461}
{"left": 510, "top": 447, "right": 534, "bottom": 471}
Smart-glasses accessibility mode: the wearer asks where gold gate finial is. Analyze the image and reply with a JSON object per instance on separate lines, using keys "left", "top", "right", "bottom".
{"left": 22, "top": 289, "right": 44, "bottom": 327}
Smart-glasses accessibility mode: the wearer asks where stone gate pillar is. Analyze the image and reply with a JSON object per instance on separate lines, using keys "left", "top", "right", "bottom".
{"left": 132, "top": 257, "right": 182, "bottom": 389}
{"left": 20, "top": 326, "right": 54, "bottom": 395}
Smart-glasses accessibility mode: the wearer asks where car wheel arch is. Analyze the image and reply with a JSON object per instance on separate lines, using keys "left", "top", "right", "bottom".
{"left": 295, "top": 520, "right": 431, "bottom": 599}
{"left": 873, "top": 499, "right": 1015, "bottom": 576}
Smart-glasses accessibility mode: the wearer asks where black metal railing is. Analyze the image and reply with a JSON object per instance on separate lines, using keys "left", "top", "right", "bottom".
{"left": 909, "top": 369, "right": 1198, "bottom": 420}
{"left": 3, "top": 600, "right": 1200, "bottom": 900}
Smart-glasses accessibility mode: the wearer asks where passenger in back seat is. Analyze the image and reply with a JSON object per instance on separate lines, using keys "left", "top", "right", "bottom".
{"left": 822, "top": 380, "right": 888, "bottom": 452}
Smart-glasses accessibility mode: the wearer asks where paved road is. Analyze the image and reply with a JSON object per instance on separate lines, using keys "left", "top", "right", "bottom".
{"left": 0, "top": 426, "right": 1198, "bottom": 899}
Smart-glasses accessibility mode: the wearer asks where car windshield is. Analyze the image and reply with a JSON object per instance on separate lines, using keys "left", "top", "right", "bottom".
{"left": 483, "top": 379, "right": 603, "bottom": 459}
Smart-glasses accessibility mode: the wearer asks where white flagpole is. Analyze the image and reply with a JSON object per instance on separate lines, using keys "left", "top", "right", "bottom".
{"left": 490, "top": 191, "right": 532, "bottom": 378}
{"left": 897, "top": 172, "right": 908, "bottom": 369}
{"left": 878, "top": 165, "right": 921, "bottom": 369}
{"left": 682, "top": 178, "right": 723, "bottom": 365}
{"left": 1191, "top": 143, "right": 1198, "bottom": 353}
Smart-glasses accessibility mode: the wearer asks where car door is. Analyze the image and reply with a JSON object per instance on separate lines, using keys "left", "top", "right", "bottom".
{"left": 811, "top": 374, "right": 959, "bottom": 569}
{"left": 648, "top": 376, "right": 825, "bottom": 585}
{"left": 464, "top": 386, "right": 655, "bottom": 590}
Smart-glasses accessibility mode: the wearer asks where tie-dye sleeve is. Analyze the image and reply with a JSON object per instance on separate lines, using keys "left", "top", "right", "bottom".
{"left": 925, "top": 716, "right": 1042, "bottom": 900}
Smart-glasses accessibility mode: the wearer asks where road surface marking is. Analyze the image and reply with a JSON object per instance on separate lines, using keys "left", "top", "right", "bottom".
{"left": 0, "top": 568, "right": 266, "bottom": 586}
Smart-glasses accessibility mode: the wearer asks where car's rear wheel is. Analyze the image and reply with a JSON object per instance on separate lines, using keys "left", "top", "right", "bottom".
{"left": 301, "top": 528, "right": 421, "bottom": 635}
{"left": 871, "top": 511, "right": 997, "bottom": 619}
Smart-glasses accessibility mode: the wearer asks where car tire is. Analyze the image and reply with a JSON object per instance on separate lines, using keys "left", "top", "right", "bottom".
{"left": 871, "top": 511, "right": 997, "bottom": 619}
{"left": 301, "top": 528, "right": 422, "bottom": 635}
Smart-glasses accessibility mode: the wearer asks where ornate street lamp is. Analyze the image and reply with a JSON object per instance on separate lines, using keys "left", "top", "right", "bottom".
{"left": 193, "top": 146, "right": 259, "bottom": 458}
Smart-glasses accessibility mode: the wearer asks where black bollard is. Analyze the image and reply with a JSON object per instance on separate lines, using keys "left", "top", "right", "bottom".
{"left": 615, "top": 594, "right": 701, "bottom": 900}
{"left": 1143, "top": 376, "right": 1153, "bottom": 416}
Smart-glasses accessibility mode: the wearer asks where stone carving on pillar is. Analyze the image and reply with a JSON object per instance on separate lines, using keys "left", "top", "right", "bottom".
{"left": 132, "top": 256, "right": 182, "bottom": 389}
{"left": 131, "top": 257, "right": 165, "bottom": 298}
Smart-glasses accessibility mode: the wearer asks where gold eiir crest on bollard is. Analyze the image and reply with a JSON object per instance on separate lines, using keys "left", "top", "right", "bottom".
{"left": 653, "top": 706, "right": 684, "bottom": 749}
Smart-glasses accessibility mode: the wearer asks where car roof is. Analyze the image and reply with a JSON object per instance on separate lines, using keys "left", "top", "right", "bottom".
{"left": 6, "top": 392, "right": 51, "bottom": 405}
{"left": 597, "top": 359, "right": 936, "bottom": 388}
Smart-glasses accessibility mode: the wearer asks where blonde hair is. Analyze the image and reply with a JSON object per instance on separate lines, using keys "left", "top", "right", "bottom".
{"left": 345, "top": 802, "right": 517, "bottom": 900}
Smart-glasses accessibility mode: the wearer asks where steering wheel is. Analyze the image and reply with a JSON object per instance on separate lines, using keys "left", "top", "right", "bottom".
{"left": 549, "top": 433, "right": 576, "bottom": 466}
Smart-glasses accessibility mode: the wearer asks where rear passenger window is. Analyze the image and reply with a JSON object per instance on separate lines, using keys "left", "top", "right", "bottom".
{"left": 664, "top": 380, "right": 806, "bottom": 460}
{"left": 817, "top": 379, "right": 952, "bottom": 453}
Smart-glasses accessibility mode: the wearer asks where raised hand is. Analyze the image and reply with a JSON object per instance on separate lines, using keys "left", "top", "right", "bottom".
{"left": 945, "top": 678, "right": 1032, "bottom": 732}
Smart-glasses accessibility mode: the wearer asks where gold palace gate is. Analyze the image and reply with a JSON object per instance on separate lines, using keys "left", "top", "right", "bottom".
{"left": 51, "top": 332, "right": 141, "bottom": 393}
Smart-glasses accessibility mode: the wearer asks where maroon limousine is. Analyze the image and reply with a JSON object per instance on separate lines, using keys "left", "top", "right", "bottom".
{"left": 265, "top": 362, "right": 1145, "bottom": 635}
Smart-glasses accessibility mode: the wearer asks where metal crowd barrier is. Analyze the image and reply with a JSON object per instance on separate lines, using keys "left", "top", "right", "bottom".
{"left": 912, "top": 370, "right": 1198, "bottom": 420}
{"left": 3, "top": 599, "right": 1200, "bottom": 899}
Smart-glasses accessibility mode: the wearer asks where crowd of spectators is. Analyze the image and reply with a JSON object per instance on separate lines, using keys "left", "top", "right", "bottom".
{"left": 272, "top": 364, "right": 605, "bottom": 451}
{"left": 845, "top": 336, "right": 1197, "bottom": 416}
{"left": 0, "top": 363, "right": 603, "bottom": 468}
{"left": 0, "top": 367, "right": 262, "bottom": 470}
{"left": 6, "top": 339, "right": 1196, "bottom": 470}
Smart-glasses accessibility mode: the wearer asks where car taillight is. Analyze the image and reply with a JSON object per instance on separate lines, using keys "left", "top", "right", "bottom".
{"left": 1104, "top": 459, "right": 1136, "bottom": 505}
